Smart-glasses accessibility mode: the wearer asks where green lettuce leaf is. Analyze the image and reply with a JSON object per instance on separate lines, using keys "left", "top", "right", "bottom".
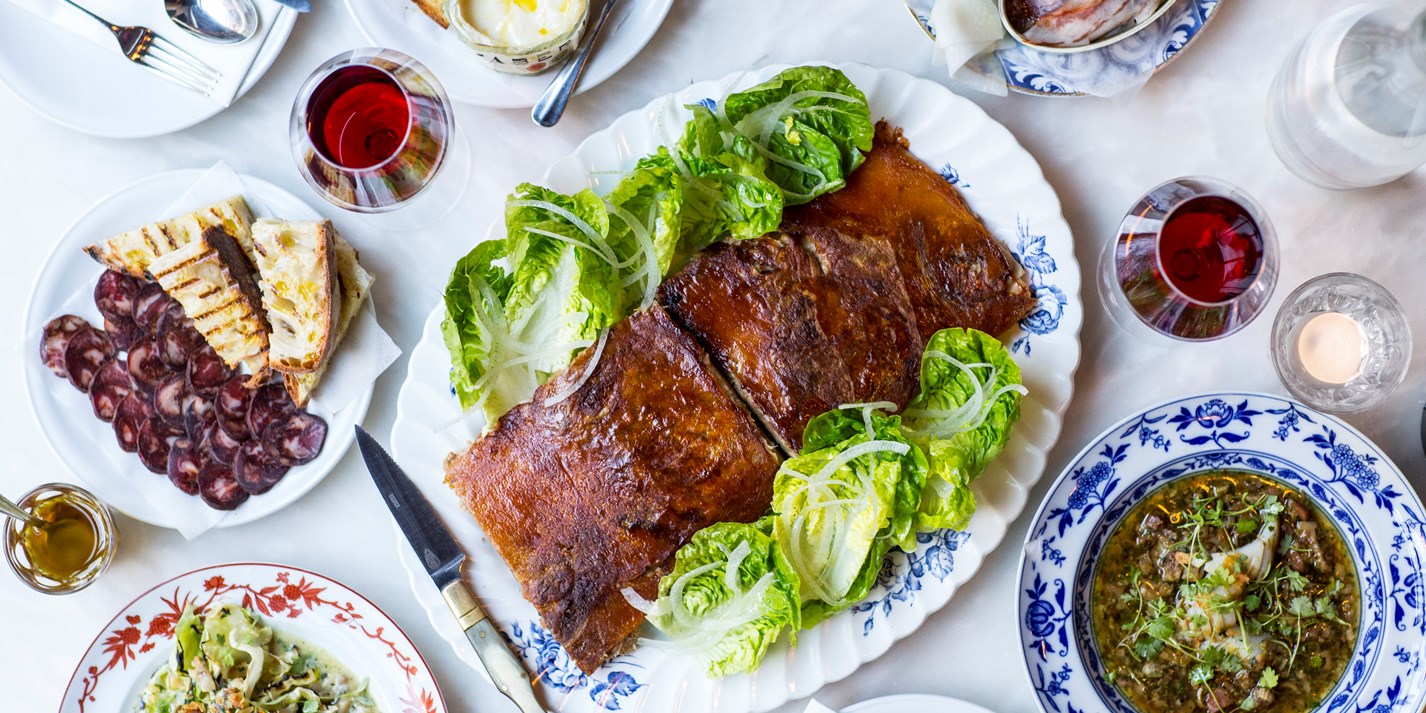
{"left": 648, "top": 520, "right": 800, "bottom": 677}
{"left": 773, "top": 414, "right": 923, "bottom": 627}
{"left": 903, "top": 328, "right": 1026, "bottom": 532}
{"left": 604, "top": 157, "right": 684, "bottom": 310}
{"left": 802, "top": 407, "right": 928, "bottom": 552}
{"left": 644, "top": 144, "right": 783, "bottom": 254}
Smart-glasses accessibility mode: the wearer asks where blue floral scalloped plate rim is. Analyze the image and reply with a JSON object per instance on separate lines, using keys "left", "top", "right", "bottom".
{"left": 1016, "top": 391, "right": 1426, "bottom": 713}
{"left": 904, "top": 0, "right": 1223, "bottom": 97}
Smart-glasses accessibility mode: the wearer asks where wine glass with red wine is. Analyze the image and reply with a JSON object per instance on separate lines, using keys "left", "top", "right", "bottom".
{"left": 1099, "top": 177, "right": 1279, "bottom": 341}
{"left": 290, "top": 48, "right": 468, "bottom": 224}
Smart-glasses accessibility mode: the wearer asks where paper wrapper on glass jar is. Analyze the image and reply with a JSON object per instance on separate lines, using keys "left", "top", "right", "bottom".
{"left": 446, "top": 0, "right": 590, "bottom": 75}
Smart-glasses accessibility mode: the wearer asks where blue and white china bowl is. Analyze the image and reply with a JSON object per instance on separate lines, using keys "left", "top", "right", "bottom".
{"left": 1018, "top": 392, "right": 1426, "bottom": 713}
{"left": 905, "top": 0, "right": 1222, "bottom": 96}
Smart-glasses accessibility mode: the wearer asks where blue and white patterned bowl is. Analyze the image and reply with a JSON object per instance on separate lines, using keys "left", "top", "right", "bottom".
{"left": 1017, "top": 392, "right": 1426, "bottom": 713}
{"left": 905, "top": 0, "right": 1223, "bottom": 96}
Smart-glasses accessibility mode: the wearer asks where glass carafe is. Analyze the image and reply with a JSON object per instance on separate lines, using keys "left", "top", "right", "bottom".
{"left": 1267, "top": 2, "right": 1426, "bottom": 190}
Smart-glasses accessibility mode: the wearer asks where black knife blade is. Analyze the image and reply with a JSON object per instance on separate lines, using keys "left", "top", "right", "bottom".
{"left": 354, "top": 426, "right": 465, "bottom": 589}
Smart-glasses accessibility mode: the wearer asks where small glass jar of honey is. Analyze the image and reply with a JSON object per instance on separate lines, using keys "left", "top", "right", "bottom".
{"left": 5, "top": 483, "right": 116, "bottom": 594}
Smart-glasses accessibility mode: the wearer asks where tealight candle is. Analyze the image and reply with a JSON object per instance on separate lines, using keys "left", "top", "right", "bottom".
{"left": 1295, "top": 311, "right": 1366, "bottom": 384}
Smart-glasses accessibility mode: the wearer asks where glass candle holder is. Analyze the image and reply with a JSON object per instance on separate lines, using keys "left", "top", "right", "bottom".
{"left": 1271, "top": 273, "right": 1411, "bottom": 413}
{"left": 1099, "top": 177, "right": 1280, "bottom": 342}
{"left": 5, "top": 483, "right": 117, "bottom": 594}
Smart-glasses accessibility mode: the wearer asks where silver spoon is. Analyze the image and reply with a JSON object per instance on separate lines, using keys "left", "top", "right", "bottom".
{"left": 531, "top": 0, "right": 620, "bottom": 127}
{"left": 165, "top": 0, "right": 258, "bottom": 44}
{"left": 0, "top": 493, "right": 45, "bottom": 531}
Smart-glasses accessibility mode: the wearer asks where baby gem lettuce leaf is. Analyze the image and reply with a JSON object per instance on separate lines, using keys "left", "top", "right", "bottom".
{"left": 646, "top": 144, "right": 783, "bottom": 255}
{"left": 647, "top": 520, "right": 800, "bottom": 677}
{"left": 774, "top": 412, "right": 924, "bottom": 628}
{"left": 903, "top": 328, "right": 1026, "bottom": 532}
{"left": 604, "top": 158, "right": 684, "bottom": 311}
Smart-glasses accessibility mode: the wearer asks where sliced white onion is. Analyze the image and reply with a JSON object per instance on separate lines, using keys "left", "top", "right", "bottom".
{"left": 837, "top": 401, "right": 898, "bottom": 440}
{"left": 606, "top": 201, "right": 661, "bottom": 308}
{"left": 621, "top": 586, "right": 655, "bottom": 615}
{"left": 542, "top": 331, "right": 608, "bottom": 407}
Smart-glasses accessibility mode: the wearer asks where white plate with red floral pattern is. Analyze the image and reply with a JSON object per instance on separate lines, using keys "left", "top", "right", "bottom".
{"left": 60, "top": 562, "right": 445, "bottom": 713}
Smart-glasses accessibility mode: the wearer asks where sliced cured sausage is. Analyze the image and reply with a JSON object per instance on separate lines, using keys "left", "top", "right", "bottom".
{"left": 94, "top": 270, "right": 140, "bottom": 323}
{"left": 157, "top": 306, "right": 200, "bottom": 370}
{"left": 127, "top": 336, "right": 170, "bottom": 392}
{"left": 216, "top": 375, "right": 252, "bottom": 420}
{"left": 137, "top": 419, "right": 176, "bottom": 475}
{"left": 89, "top": 360, "right": 133, "bottom": 423}
{"left": 64, "top": 328, "right": 117, "bottom": 393}
{"left": 104, "top": 315, "right": 143, "bottom": 352}
{"left": 167, "top": 438, "right": 204, "bottom": 495}
{"left": 112, "top": 394, "right": 151, "bottom": 453}
{"left": 132, "top": 283, "right": 169, "bottom": 332}
{"left": 41, "top": 315, "right": 89, "bottom": 378}
{"left": 152, "top": 374, "right": 189, "bottom": 425}
{"left": 262, "top": 412, "right": 328, "bottom": 466}
{"left": 205, "top": 421, "right": 243, "bottom": 466}
{"left": 186, "top": 344, "right": 229, "bottom": 395}
{"left": 233, "top": 440, "right": 290, "bottom": 495}
{"left": 183, "top": 394, "right": 216, "bottom": 440}
{"left": 198, "top": 464, "right": 249, "bottom": 510}
{"left": 246, "top": 383, "right": 296, "bottom": 438}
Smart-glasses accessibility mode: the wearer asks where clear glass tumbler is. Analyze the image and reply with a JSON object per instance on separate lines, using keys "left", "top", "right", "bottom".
{"left": 1099, "top": 177, "right": 1279, "bottom": 342}
{"left": 1267, "top": 2, "right": 1426, "bottom": 190}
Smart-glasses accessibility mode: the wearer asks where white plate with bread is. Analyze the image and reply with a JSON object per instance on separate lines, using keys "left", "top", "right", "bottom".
{"left": 342, "top": 0, "right": 673, "bottom": 108}
{"left": 23, "top": 169, "right": 379, "bottom": 532}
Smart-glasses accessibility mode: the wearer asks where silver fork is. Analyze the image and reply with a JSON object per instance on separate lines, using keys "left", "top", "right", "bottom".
{"left": 56, "top": 0, "right": 222, "bottom": 97}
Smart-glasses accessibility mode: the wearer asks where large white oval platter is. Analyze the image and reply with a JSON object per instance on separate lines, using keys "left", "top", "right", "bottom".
{"left": 388, "top": 63, "right": 1083, "bottom": 712}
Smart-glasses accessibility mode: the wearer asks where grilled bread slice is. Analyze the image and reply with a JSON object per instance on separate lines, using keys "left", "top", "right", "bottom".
{"left": 409, "top": 0, "right": 449, "bottom": 28}
{"left": 250, "top": 219, "right": 339, "bottom": 374}
{"left": 149, "top": 227, "right": 270, "bottom": 374}
{"left": 283, "top": 235, "right": 373, "bottom": 406}
{"left": 84, "top": 196, "right": 254, "bottom": 278}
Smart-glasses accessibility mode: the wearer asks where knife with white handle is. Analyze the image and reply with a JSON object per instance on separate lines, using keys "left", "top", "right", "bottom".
{"left": 355, "top": 426, "right": 548, "bottom": 713}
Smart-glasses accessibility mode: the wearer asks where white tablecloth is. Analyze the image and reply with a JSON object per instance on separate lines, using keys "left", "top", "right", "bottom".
{"left": 2, "top": 1, "right": 1423, "bottom": 710}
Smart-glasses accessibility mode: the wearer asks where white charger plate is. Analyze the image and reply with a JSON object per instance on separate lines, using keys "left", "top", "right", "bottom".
{"left": 845, "top": 694, "right": 997, "bottom": 713}
{"left": 22, "top": 170, "right": 374, "bottom": 531}
{"left": 342, "top": 0, "right": 672, "bottom": 108}
{"left": 388, "top": 63, "right": 1083, "bottom": 712}
{"left": 0, "top": 2, "right": 295, "bottom": 138}
{"left": 60, "top": 562, "right": 445, "bottom": 713}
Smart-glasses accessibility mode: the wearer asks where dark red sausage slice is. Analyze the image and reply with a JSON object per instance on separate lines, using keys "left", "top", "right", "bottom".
{"left": 113, "top": 394, "right": 151, "bottom": 453}
{"left": 136, "top": 419, "right": 176, "bottom": 475}
{"left": 246, "top": 383, "right": 296, "bottom": 438}
{"left": 216, "top": 375, "right": 252, "bottom": 419}
{"left": 41, "top": 315, "right": 90, "bottom": 378}
{"left": 167, "top": 438, "right": 204, "bottom": 495}
{"left": 205, "top": 421, "right": 243, "bottom": 466}
{"left": 89, "top": 360, "right": 133, "bottom": 423}
{"left": 183, "top": 394, "right": 216, "bottom": 440}
{"left": 157, "top": 306, "right": 200, "bottom": 370}
{"left": 152, "top": 374, "right": 189, "bottom": 425}
{"left": 262, "top": 412, "right": 328, "bottom": 466}
{"left": 64, "top": 328, "right": 117, "bottom": 393}
{"left": 186, "top": 344, "right": 229, "bottom": 395}
{"left": 127, "top": 336, "right": 170, "bottom": 392}
{"left": 132, "top": 283, "right": 169, "bottom": 332}
{"left": 94, "top": 270, "right": 140, "bottom": 324}
{"left": 104, "top": 315, "right": 143, "bottom": 352}
{"left": 198, "top": 464, "right": 249, "bottom": 510}
{"left": 233, "top": 440, "right": 290, "bottom": 495}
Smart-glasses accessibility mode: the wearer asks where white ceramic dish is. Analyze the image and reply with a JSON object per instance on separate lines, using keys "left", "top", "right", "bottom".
{"left": 22, "top": 170, "right": 374, "bottom": 531}
{"left": 342, "top": 0, "right": 673, "bottom": 108}
{"left": 0, "top": 1, "right": 296, "bottom": 138}
{"left": 388, "top": 63, "right": 1082, "bottom": 712}
{"left": 1018, "top": 392, "right": 1426, "bottom": 713}
{"left": 60, "top": 562, "right": 445, "bottom": 713}
{"left": 845, "top": 694, "right": 997, "bottom": 713}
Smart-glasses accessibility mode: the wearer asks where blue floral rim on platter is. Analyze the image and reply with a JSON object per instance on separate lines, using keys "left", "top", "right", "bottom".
{"left": 904, "top": 0, "right": 1222, "bottom": 96}
{"left": 1017, "top": 392, "right": 1426, "bottom": 713}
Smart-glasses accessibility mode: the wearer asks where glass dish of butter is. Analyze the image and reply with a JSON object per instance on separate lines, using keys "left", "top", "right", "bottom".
{"left": 447, "top": 0, "right": 590, "bottom": 74}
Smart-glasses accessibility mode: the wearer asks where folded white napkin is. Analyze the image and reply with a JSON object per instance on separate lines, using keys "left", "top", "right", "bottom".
{"left": 1, "top": 0, "right": 288, "bottom": 106}
{"left": 930, "top": 0, "right": 1011, "bottom": 97}
{"left": 50, "top": 163, "right": 401, "bottom": 539}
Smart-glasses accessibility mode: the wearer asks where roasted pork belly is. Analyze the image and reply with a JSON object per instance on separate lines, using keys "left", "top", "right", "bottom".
{"left": 443, "top": 305, "right": 781, "bottom": 674}
{"left": 783, "top": 121, "right": 1037, "bottom": 340}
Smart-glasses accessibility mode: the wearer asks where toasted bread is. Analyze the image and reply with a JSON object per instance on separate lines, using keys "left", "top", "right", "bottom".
{"left": 283, "top": 235, "right": 373, "bottom": 407}
{"left": 410, "top": 0, "right": 450, "bottom": 28}
{"left": 84, "top": 196, "right": 254, "bottom": 278}
{"left": 149, "top": 227, "right": 270, "bottom": 374}
{"left": 250, "top": 219, "right": 339, "bottom": 374}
